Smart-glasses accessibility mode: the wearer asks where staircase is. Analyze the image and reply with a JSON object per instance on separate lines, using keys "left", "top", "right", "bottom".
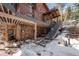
{"left": 35, "top": 21, "right": 62, "bottom": 47}
{"left": 45, "top": 21, "right": 61, "bottom": 40}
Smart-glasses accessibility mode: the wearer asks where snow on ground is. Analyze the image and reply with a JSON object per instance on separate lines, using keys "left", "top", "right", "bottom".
{"left": 70, "top": 39, "right": 79, "bottom": 51}
{"left": 46, "top": 40, "right": 79, "bottom": 56}
{"left": 20, "top": 43, "right": 53, "bottom": 56}
{"left": 19, "top": 38, "right": 79, "bottom": 56}
{"left": 17, "top": 20, "right": 79, "bottom": 56}
{"left": 15, "top": 27, "right": 79, "bottom": 56}
{"left": 13, "top": 49, "right": 22, "bottom": 56}
{"left": 19, "top": 37, "right": 79, "bottom": 56}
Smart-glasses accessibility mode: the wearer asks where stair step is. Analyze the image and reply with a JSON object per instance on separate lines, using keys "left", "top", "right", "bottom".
{"left": 45, "top": 22, "right": 61, "bottom": 40}
{"left": 36, "top": 22, "right": 62, "bottom": 47}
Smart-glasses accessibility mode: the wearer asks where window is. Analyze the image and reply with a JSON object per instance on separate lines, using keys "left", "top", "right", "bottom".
{"left": 0, "top": 5, "right": 3, "bottom": 12}
{"left": 26, "top": 4, "right": 33, "bottom": 17}
{"left": 44, "top": 16, "right": 48, "bottom": 22}
{"left": 27, "top": 13, "right": 33, "bottom": 18}
{"left": 11, "top": 3, "right": 17, "bottom": 11}
{"left": 27, "top": 4, "right": 32, "bottom": 13}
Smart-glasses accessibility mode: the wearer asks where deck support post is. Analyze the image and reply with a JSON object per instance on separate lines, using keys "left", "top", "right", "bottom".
{"left": 34, "top": 23, "right": 37, "bottom": 40}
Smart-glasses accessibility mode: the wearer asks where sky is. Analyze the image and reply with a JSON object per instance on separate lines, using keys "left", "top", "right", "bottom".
{"left": 47, "top": 3, "right": 74, "bottom": 9}
{"left": 47, "top": 3, "right": 56, "bottom": 9}
{"left": 47, "top": 3, "right": 74, "bottom": 13}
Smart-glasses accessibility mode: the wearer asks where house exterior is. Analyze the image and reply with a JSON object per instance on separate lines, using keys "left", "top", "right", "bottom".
{"left": 9, "top": 3, "right": 48, "bottom": 21}
{"left": 0, "top": 3, "right": 60, "bottom": 42}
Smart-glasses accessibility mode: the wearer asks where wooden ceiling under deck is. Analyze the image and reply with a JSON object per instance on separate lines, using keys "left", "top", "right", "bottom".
{"left": 0, "top": 12, "right": 49, "bottom": 28}
{"left": 43, "top": 7, "right": 61, "bottom": 19}
{"left": 0, "top": 12, "right": 35, "bottom": 25}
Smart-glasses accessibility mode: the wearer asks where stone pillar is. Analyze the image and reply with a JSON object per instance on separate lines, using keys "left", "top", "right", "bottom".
{"left": 16, "top": 25, "right": 21, "bottom": 40}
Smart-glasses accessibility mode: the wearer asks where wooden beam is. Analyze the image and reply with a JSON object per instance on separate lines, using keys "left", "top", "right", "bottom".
{"left": 7, "top": 9, "right": 9, "bottom": 14}
{"left": 0, "top": 4, "right": 4, "bottom": 12}
{"left": 3, "top": 17, "right": 6, "bottom": 23}
{"left": 0, "top": 17, "right": 3, "bottom": 24}
{"left": 34, "top": 23, "right": 37, "bottom": 40}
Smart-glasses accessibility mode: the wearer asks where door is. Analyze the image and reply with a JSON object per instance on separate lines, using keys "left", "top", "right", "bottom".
{"left": 8, "top": 29, "right": 15, "bottom": 41}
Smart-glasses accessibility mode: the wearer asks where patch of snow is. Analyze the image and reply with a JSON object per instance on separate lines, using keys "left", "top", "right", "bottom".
{"left": 72, "top": 45, "right": 79, "bottom": 50}
{"left": 20, "top": 39, "right": 79, "bottom": 56}
{"left": 13, "top": 49, "right": 22, "bottom": 56}
{"left": 13, "top": 43, "right": 17, "bottom": 47}
{"left": 70, "top": 39, "right": 79, "bottom": 51}
{"left": 76, "top": 23, "right": 79, "bottom": 28}
{"left": 70, "top": 39, "right": 79, "bottom": 44}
